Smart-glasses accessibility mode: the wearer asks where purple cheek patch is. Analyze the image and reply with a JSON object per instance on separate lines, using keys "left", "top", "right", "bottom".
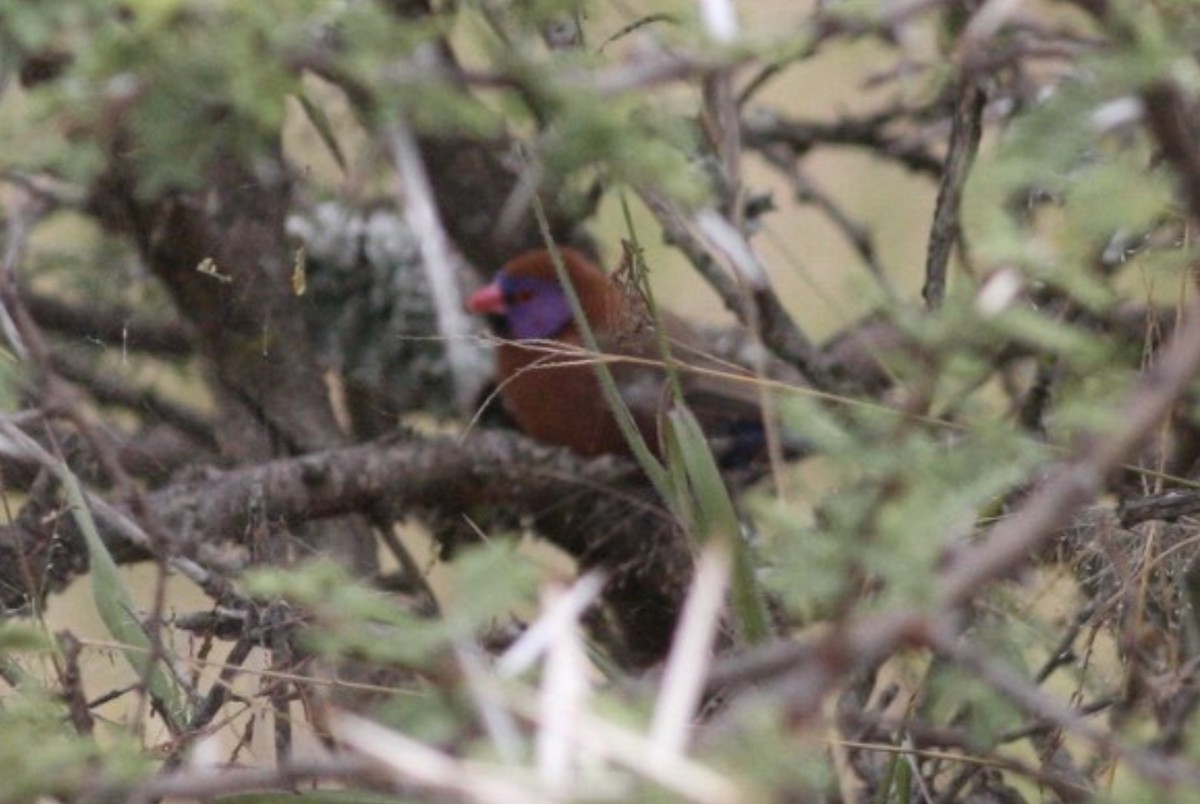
{"left": 509, "top": 292, "right": 575, "bottom": 340}
{"left": 500, "top": 275, "right": 576, "bottom": 340}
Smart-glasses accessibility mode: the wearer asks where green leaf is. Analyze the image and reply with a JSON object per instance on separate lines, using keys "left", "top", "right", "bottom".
{"left": 665, "top": 405, "right": 770, "bottom": 644}
{"left": 0, "top": 622, "right": 50, "bottom": 654}
{"left": 665, "top": 406, "right": 739, "bottom": 542}
{"left": 60, "top": 470, "right": 189, "bottom": 731}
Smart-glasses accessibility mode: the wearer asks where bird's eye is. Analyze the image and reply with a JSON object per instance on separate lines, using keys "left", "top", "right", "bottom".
{"left": 514, "top": 289, "right": 535, "bottom": 304}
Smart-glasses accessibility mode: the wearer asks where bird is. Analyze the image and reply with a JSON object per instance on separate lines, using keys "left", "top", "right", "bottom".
{"left": 466, "top": 246, "right": 773, "bottom": 462}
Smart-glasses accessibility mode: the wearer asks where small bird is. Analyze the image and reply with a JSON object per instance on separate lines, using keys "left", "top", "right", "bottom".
{"left": 467, "top": 247, "right": 771, "bottom": 461}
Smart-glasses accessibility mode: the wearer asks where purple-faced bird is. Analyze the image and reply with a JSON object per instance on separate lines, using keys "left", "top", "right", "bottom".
{"left": 467, "top": 247, "right": 772, "bottom": 462}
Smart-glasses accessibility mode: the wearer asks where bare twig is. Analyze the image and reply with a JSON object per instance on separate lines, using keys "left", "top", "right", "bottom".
{"left": 741, "top": 109, "right": 944, "bottom": 177}
{"left": 928, "top": 625, "right": 1194, "bottom": 791}
{"left": 637, "top": 187, "right": 831, "bottom": 388}
{"left": 923, "top": 75, "right": 986, "bottom": 308}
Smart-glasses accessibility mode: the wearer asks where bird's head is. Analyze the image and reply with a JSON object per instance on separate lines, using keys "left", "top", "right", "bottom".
{"left": 467, "top": 248, "right": 617, "bottom": 340}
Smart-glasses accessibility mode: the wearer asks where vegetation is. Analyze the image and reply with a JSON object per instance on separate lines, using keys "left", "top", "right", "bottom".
{"left": 3, "top": 0, "right": 1200, "bottom": 800}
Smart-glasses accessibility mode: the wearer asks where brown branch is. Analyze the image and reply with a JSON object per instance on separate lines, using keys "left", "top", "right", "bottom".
{"left": 88, "top": 142, "right": 378, "bottom": 573}
{"left": 0, "top": 190, "right": 139, "bottom": 493}
{"left": 741, "top": 108, "right": 945, "bottom": 177}
{"left": 47, "top": 350, "right": 215, "bottom": 447}
{"left": 923, "top": 75, "right": 986, "bottom": 308}
{"left": 637, "top": 187, "right": 832, "bottom": 390}
{"left": 1119, "top": 490, "right": 1200, "bottom": 526}
{"left": 1, "top": 428, "right": 690, "bottom": 667}
{"left": 1143, "top": 82, "right": 1200, "bottom": 286}
{"left": 705, "top": 110, "right": 1200, "bottom": 763}
{"left": 23, "top": 289, "right": 193, "bottom": 358}
{"left": 706, "top": 606, "right": 1200, "bottom": 791}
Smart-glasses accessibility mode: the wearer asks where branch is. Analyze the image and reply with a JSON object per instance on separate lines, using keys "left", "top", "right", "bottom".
{"left": 1119, "top": 490, "right": 1200, "bottom": 527}
{"left": 22, "top": 289, "right": 193, "bottom": 358}
{"left": 2, "top": 428, "right": 690, "bottom": 666}
{"left": 47, "top": 350, "right": 215, "bottom": 447}
{"left": 1143, "top": 81, "right": 1200, "bottom": 258}
{"left": 637, "top": 187, "right": 832, "bottom": 389}
{"left": 126, "top": 755, "right": 382, "bottom": 803}
{"left": 922, "top": 74, "right": 986, "bottom": 308}
{"left": 741, "top": 108, "right": 945, "bottom": 177}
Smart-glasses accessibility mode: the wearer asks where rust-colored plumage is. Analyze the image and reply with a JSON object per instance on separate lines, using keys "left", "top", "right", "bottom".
{"left": 468, "top": 247, "right": 767, "bottom": 460}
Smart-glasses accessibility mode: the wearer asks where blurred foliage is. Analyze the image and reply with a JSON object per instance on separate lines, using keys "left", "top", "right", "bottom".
{"left": 0, "top": 690, "right": 149, "bottom": 803}
{"left": 246, "top": 542, "right": 538, "bottom": 664}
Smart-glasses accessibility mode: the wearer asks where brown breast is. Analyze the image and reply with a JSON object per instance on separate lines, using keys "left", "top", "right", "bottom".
{"left": 495, "top": 330, "right": 663, "bottom": 458}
